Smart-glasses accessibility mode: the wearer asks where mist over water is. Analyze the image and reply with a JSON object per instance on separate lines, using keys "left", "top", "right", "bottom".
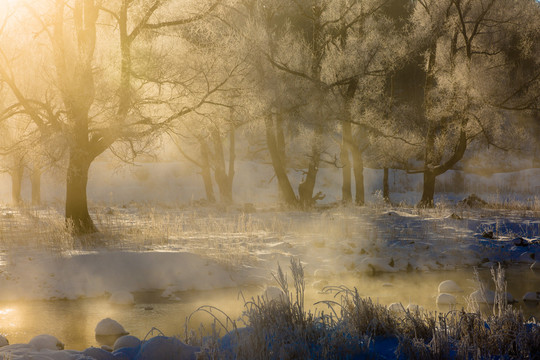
{"left": 1, "top": 267, "right": 538, "bottom": 351}
{"left": 0, "top": 0, "right": 539, "bottom": 357}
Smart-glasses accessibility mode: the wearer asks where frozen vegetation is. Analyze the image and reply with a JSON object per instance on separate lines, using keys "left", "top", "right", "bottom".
{"left": 0, "top": 176, "right": 539, "bottom": 358}
{"left": 0, "top": 0, "right": 539, "bottom": 357}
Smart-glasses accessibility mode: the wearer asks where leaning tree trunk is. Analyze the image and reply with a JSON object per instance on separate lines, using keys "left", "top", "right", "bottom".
{"left": 265, "top": 115, "right": 298, "bottom": 207}
{"left": 10, "top": 164, "right": 24, "bottom": 205}
{"left": 65, "top": 150, "right": 96, "bottom": 234}
{"left": 31, "top": 166, "right": 41, "bottom": 205}
{"left": 417, "top": 130, "right": 467, "bottom": 208}
{"left": 418, "top": 170, "right": 436, "bottom": 207}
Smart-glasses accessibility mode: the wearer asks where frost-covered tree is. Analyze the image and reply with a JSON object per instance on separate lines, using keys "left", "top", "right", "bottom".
{"left": 401, "top": 0, "right": 540, "bottom": 207}
{"left": 231, "top": 0, "right": 398, "bottom": 207}
{"left": 0, "top": 0, "right": 223, "bottom": 233}
{"left": 166, "top": 10, "right": 251, "bottom": 205}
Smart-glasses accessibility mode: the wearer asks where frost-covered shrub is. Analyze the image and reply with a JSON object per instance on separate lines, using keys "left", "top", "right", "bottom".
{"left": 194, "top": 261, "right": 540, "bottom": 359}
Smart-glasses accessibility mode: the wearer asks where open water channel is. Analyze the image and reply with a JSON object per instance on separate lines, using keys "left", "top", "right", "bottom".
{"left": 0, "top": 266, "right": 538, "bottom": 350}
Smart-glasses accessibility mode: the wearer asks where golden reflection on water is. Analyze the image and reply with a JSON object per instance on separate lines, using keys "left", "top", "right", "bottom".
{"left": 0, "top": 307, "right": 17, "bottom": 329}
{"left": 0, "top": 267, "right": 538, "bottom": 351}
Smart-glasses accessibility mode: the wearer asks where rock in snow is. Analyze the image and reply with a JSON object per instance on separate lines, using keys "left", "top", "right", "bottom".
{"left": 436, "top": 293, "right": 457, "bottom": 305}
{"left": 109, "top": 291, "right": 135, "bottom": 305}
{"left": 28, "top": 334, "right": 64, "bottom": 351}
{"left": 95, "top": 318, "right": 129, "bottom": 337}
{"left": 438, "top": 280, "right": 463, "bottom": 293}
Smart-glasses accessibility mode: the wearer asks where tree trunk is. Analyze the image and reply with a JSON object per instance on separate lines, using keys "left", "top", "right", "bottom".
{"left": 298, "top": 131, "right": 323, "bottom": 208}
{"left": 265, "top": 115, "right": 297, "bottom": 206}
{"left": 65, "top": 151, "right": 96, "bottom": 234}
{"left": 418, "top": 170, "right": 436, "bottom": 208}
{"left": 10, "top": 164, "right": 24, "bottom": 206}
{"left": 227, "top": 121, "right": 235, "bottom": 202}
{"left": 351, "top": 145, "right": 364, "bottom": 205}
{"left": 342, "top": 77, "right": 359, "bottom": 204}
{"left": 417, "top": 129, "right": 467, "bottom": 208}
{"left": 383, "top": 167, "right": 390, "bottom": 202}
{"left": 200, "top": 141, "right": 216, "bottom": 203}
{"left": 211, "top": 127, "right": 233, "bottom": 204}
{"left": 341, "top": 120, "right": 352, "bottom": 203}
{"left": 275, "top": 114, "right": 288, "bottom": 202}
{"left": 31, "top": 166, "right": 41, "bottom": 205}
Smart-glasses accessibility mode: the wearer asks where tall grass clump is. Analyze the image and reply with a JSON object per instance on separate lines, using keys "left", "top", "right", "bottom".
{"left": 397, "top": 265, "right": 540, "bottom": 360}
{"left": 193, "top": 261, "right": 540, "bottom": 359}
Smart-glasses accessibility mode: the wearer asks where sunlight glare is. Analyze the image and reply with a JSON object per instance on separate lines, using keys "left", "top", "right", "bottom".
{"left": 0, "top": 308, "right": 14, "bottom": 316}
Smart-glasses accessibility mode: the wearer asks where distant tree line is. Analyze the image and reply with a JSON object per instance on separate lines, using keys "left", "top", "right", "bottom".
{"left": 0, "top": 0, "right": 538, "bottom": 234}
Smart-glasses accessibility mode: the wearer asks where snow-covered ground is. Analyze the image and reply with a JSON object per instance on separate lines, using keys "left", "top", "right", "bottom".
{"left": 0, "top": 161, "right": 539, "bottom": 359}
{"left": 0, "top": 202, "right": 539, "bottom": 358}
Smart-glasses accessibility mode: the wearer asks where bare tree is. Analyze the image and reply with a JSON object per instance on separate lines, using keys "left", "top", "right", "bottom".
{"left": 0, "top": 0, "right": 223, "bottom": 233}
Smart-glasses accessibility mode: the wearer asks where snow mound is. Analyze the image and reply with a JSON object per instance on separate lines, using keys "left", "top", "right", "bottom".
{"left": 438, "top": 280, "right": 463, "bottom": 293}
{"left": 109, "top": 291, "right": 135, "bottom": 305}
{"left": 436, "top": 293, "right": 456, "bottom": 305}
{"left": 263, "top": 286, "right": 285, "bottom": 301}
{"left": 470, "top": 289, "right": 515, "bottom": 304}
{"left": 388, "top": 303, "right": 405, "bottom": 312}
{"left": 83, "top": 347, "right": 116, "bottom": 360}
{"left": 0, "top": 335, "right": 8, "bottom": 347}
{"left": 136, "top": 336, "right": 199, "bottom": 360}
{"left": 28, "top": 334, "right": 64, "bottom": 351}
{"left": 95, "top": 318, "right": 129, "bottom": 336}
{"left": 522, "top": 291, "right": 540, "bottom": 303}
{"left": 114, "top": 335, "right": 141, "bottom": 351}
{"left": 470, "top": 289, "right": 495, "bottom": 304}
{"left": 406, "top": 304, "right": 423, "bottom": 312}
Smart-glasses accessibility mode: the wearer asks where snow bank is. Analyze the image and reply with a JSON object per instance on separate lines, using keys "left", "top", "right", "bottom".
{"left": 0, "top": 335, "right": 199, "bottom": 360}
